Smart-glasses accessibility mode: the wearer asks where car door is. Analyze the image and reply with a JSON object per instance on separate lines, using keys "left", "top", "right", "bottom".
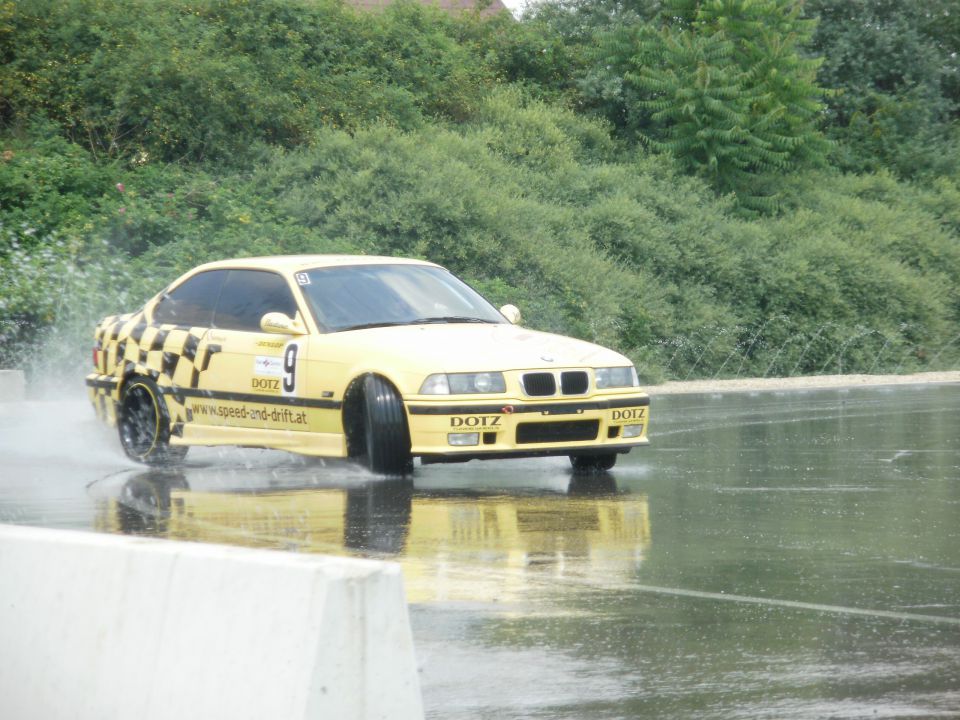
{"left": 193, "top": 269, "right": 310, "bottom": 433}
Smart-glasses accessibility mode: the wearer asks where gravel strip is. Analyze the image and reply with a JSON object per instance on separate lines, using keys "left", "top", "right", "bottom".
{"left": 648, "top": 371, "right": 960, "bottom": 395}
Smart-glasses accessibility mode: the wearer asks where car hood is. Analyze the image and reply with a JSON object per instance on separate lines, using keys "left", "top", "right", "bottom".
{"left": 330, "top": 323, "right": 630, "bottom": 373}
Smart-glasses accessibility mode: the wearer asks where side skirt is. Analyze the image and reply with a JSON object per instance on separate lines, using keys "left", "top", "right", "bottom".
{"left": 176, "top": 425, "right": 348, "bottom": 457}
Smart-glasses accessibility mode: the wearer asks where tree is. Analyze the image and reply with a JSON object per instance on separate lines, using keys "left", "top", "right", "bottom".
{"left": 805, "top": 0, "right": 960, "bottom": 177}
{"left": 587, "top": 0, "right": 828, "bottom": 205}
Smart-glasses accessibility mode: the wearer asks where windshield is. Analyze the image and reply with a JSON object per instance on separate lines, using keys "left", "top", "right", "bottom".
{"left": 298, "top": 264, "right": 506, "bottom": 332}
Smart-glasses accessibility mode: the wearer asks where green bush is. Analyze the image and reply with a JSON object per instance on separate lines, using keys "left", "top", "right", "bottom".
{"left": 0, "top": 127, "right": 117, "bottom": 238}
{"left": 0, "top": 0, "right": 510, "bottom": 165}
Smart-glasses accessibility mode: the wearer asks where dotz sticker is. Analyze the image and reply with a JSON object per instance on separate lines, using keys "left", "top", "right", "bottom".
{"left": 450, "top": 415, "right": 502, "bottom": 428}
{"left": 611, "top": 408, "right": 646, "bottom": 422}
{"left": 251, "top": 377, "right": 281, "bottom": 393}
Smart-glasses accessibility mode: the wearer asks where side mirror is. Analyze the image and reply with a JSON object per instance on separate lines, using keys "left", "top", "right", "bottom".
{"left": 260, "top": 312, "right": 307, "bottom": 335}
{"left": 499, "top": 304, "right": 522, "bottom": 325}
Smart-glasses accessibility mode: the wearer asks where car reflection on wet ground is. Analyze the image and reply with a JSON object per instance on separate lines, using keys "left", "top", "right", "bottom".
{"left": 1, "top": 383, "right": 959, "bottom": 719}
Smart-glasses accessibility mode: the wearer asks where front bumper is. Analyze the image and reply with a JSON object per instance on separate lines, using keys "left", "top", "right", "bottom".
{"left": 405, "top": 393, "right": 650, "bottom": 462}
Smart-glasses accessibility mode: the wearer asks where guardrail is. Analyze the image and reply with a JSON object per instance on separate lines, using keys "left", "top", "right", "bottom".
{"left": 0, "top": 524, "right": 424, "bottom": 720}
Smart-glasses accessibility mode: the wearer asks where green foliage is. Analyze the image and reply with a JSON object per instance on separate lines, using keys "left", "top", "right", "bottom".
{"left": 1, "top": 0, "right": 959, "bottom": 389}
{"left": 0, "top": 125, "right": 117, "bottom": 237}
{"left": 805, "top": 0, "right": 960, "bottom": 177}
{"left": 589, "top": 0, "right": 829, "bottom": 204}
{"left": 0, "top": 0, "right": 503, "bottom": 164}
{"left": 451, "top": 8, "right": 579, "bottom": 99}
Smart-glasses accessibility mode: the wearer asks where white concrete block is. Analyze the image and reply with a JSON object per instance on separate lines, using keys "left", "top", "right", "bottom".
{"left": 0, "top": 524, "right": 423, "bottom": 720}
{"left": 0, "top": 369, "right": 26, "bottom": 402}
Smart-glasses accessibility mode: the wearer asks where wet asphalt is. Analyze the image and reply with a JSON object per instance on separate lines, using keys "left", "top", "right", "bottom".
{"left": 1, "top": 383, "right": 958, "bottom": 719}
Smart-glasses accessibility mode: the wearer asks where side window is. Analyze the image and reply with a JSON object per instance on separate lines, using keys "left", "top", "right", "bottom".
{"left": 213, "top": 270, "right": 299, "bottom": 332}
{"left": 151, "top": 270, "right": 226, "bottom": 327}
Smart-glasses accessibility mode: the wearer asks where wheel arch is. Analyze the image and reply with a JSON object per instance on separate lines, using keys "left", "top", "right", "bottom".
{"left": 117, "top": 365, "right": 159, "bottom": 397}
{"left": 117, "top": 368, "right": 176, "bottom": 436}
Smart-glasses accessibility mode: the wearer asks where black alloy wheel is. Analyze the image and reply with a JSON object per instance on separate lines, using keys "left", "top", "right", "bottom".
{"left": 118, "top": 377, "right": 186, "bottom": 465}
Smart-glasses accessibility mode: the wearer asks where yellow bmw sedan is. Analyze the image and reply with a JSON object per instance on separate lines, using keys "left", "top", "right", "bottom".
{"left": 85, "top": 256, "right": 649, "bottom": 474}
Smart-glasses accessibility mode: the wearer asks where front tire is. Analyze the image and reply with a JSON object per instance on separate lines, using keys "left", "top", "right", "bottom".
{"left": 362, "top": 375, "right": 412, "bottom": 476}
{"left": 569, "top": 453, "right": 617, "bottom": 473}
{"left": 118, "top": 376, "right": 187, "bottom": 465}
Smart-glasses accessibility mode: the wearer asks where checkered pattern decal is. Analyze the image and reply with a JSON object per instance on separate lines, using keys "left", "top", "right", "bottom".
{"left": 85, "top": 311, "right": 218, "bottom": 434}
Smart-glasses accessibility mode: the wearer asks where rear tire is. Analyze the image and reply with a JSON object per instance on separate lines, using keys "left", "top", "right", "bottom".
{"left": 363, "top": 375, "right": 412, "bottom": 476}
{"left": 118, "top": 377, "right": 187, "bottom": 465}
{"left": 569, "top": 453, "right": 617, "bottom": 473}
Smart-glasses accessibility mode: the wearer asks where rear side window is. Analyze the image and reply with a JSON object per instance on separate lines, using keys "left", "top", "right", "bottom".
{"left": 213, "top": 270, "right": 298, "bottom": 332}
{"left": 152, "top": 270, "right": 227, "bottom": 327}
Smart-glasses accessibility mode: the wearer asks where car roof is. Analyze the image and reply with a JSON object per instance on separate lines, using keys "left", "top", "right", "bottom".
{"left": 191, "top": 255, "right": 441, "bottom": 274}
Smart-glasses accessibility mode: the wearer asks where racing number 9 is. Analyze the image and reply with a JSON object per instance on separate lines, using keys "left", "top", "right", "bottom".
{"left": 283, "top": 343, "right": 298, "bottom": 395}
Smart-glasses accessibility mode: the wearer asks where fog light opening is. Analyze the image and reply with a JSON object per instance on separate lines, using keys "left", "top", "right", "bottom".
{"left": 448, "top": 432, "right": 480, "bottom": 447}
{"left": 622, "top": 424, "right": 644, "bottom": 438}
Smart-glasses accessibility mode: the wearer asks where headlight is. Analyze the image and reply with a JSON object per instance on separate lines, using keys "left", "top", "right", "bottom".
{"left": 420, "top": 372, "right": 506, "bottom": 395}
{"left": 595, "top": 366, "right": 639, "bottom": 389}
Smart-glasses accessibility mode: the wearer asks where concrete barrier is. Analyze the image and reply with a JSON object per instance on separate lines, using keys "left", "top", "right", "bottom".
{"left": 0, "top": 524, "right": 424, "bottom": 720}
{"left": 0, "top": 369, "right": 26, "bottom": 402}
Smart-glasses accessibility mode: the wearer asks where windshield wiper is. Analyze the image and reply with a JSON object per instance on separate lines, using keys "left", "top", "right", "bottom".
{"left": 337, "top": 316, "right": 497, "bottom": 332}
{"left": 337, "top": 321, "right": 411, "bottom": 332}
{"left": 411, "top": 316, "right": 498, "bottom": 325}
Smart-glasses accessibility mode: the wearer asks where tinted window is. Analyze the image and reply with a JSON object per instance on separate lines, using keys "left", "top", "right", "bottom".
{"left": 152, "top": 270, "right": 226, "bottom": 327}
{"left": 213, "top": 270, "right": 298, "bottom": 332}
